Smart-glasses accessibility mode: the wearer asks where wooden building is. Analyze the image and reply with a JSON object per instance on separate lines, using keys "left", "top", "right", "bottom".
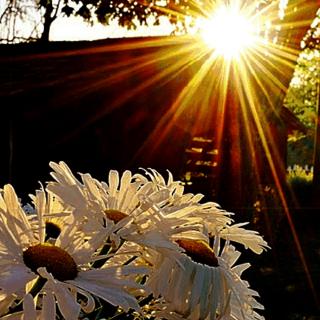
{"left": 0, "top": 18, "right": 316, "bottom": 208}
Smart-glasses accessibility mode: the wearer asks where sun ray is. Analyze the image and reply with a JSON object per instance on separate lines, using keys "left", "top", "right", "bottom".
{"left": 238, "top": 65, "right": 319, "bottom": 307}
{"left": 137, "top": 0, "right": 320, "bottom": 306}
{"left": 45, "top": 37, "right": 209, "bottom": 143}
{"left": 228, "top": 30, "right": 320, "bottom": 310}
{"left": 133, "top": 49, "right": 228, "bottom": 161}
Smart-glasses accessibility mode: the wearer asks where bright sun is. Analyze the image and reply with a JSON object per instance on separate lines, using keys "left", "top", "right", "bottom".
{"left": 199, "top": 5, "right": 256, "bottom": 59}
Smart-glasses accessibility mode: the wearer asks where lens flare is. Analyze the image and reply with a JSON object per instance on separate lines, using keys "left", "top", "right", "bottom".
{"left": 199, "top": 5, "right": 257, "bottom": 59}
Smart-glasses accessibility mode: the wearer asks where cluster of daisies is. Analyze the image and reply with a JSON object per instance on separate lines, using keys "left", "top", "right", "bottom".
{"left": 0, "top": 161, "right": 269, "bottom": 320}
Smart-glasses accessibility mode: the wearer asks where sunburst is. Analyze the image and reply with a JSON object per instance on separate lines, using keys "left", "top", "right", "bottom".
{"left": 198, "top": 3, "right": 257, "bottom": 60}
{"left": 13, "top": 0, "right": 319, "bottom": 307}
{"left": 129, "top": 0, "right": 319, "bottom": 306}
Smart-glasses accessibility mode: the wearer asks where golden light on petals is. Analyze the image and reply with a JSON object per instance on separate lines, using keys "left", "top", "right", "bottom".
{"left": 23, "top": 244, "right": 78, "bottom": 281}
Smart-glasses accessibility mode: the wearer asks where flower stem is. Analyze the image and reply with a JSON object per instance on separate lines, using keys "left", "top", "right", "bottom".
{"left": 91, "top": 243, "right": 112, "bottom": 268}
{"left": 92, "top": 239, "right": 125, "bottom": 269}
{"left": 29, "top": 276, "right": 47, "bottom": 297}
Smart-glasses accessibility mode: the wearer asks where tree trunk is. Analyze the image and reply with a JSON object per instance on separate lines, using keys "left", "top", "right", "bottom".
{"left": 40, "top": 2, "right": 54, "bottom": 42}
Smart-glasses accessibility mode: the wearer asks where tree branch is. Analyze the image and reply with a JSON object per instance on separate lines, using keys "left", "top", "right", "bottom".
{"left": 53, "top": 0, "right": 62, "bottom": 20}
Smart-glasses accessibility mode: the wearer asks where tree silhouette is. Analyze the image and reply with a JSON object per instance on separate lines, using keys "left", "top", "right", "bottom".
{"left": 0, "top": 0, "right": 204, "bottom": 42}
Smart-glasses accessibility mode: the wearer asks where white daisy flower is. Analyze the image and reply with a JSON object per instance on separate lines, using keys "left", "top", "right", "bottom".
{"left": 101, "top": 168, "right": 225, "bottom": 245}
{"left": 47, "top": 162, "right": 168, "bottom": 233}
{"left": 46, "top": 162, "right": 268, "bottom": 276}
{"left": 145, "top": 237, "right": 265, "bottom": 320}
{"left": 135, "top": 169, "right": 269, "bottom": 254}
{"left": 0, "top": 184, "right": 147, "bottom": 319}
{"left": 47, "top": 162, "right": 207, "bottom": 253}
{"left": 45, "top": 161, "right": 268, "bottom": 319}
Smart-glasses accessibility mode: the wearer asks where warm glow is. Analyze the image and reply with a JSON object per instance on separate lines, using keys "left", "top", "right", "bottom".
{"left": 199, "top": 5, "right": 256, "bottom": 59}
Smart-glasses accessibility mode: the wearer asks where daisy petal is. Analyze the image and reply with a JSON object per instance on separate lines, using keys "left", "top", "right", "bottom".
{"left": 41, "top": 291, "right": 55, "bottom": 320}
{"left": 23, "top": 294, "right": 36, "bottom": 320}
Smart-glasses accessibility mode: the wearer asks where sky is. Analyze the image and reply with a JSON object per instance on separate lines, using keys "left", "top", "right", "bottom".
{"left": 50, "top": 16, "right": 174, "bottom": 41}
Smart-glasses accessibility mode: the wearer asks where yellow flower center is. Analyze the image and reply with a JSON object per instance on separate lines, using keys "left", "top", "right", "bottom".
{"left": 23, "top": 244, "right": 78, "bottom": 281}
{"left": 45, "top": 222, "right": 61, "bottom": 240}
{"left": 176, "top": 239, "right": 219, "bottom": 267}
{"left": 105, "top": 209, "right": 128, "bottom": 224}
